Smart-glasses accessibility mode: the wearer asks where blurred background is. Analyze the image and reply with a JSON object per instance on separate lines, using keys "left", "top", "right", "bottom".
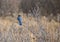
{"left": 0, "top": 0, "right": 60, "bottom": 42}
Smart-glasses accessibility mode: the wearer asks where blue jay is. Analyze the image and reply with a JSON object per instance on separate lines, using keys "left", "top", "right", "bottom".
{"left": 17, "top": 15, "right": 22, "bottom": 25}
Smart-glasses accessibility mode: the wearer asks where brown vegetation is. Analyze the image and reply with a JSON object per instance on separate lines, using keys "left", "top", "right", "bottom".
{"left": 0, "top": 14, "right": 60, "bottom": 42}
{"left": 0, "top": 0, "right": 60, "bottom": 42}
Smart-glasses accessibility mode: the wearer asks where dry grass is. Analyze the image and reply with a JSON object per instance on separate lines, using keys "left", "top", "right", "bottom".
{"left": 0, "top": 13, "right": 60, "bottom": 42}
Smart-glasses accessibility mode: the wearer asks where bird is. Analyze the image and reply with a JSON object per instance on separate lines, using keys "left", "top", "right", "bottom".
{"left": 17, "top": 15, "right": 22, "bottom": 25}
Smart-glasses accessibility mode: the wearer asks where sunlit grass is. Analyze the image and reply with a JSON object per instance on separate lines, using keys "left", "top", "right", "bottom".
{"left": 0, "top": 13, "right": 60, "bottom": 42}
